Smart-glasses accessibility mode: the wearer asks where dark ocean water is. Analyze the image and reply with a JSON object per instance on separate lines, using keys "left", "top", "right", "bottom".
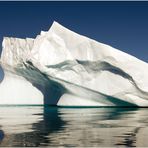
{"left": 0, "top": 106, "right": 148, "bottom": 147}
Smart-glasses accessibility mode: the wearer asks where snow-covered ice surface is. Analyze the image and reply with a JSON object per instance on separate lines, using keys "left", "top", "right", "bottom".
{"left": 1, "top": 21, "right": 148, "bottom": 106}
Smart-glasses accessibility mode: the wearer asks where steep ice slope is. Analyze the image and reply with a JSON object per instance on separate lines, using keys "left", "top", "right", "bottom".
{"left": 0, "top": 38, "right": 44, "bottom": 104}
{"left": 1, "top": 21, "right": 148, "bottom": 106}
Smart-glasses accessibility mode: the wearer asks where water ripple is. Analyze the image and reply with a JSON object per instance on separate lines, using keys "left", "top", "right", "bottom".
{"left": 0, "top": 106, "right": 148, "bottom": 147}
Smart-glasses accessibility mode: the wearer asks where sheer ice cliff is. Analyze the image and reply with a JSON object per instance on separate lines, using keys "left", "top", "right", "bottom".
{"left": 0, "top": 21, "right": 148, "bottom": 106}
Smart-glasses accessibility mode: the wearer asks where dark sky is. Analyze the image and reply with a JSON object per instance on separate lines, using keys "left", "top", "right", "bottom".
{"left": 0, "top": 2, "right": 148, "bottom": 67}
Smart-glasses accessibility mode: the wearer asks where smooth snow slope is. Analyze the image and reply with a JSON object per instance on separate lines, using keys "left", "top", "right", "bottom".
{"left": 1, "top": 21, "right": 148, "bottom": 106}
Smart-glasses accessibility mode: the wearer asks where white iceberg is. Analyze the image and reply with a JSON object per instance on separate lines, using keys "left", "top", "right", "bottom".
{"left": 0, "top": 21, "right": 148, "bottom": 106}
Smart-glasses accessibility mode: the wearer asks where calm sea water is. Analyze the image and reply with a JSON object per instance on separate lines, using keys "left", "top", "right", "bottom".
{"left": 0, "top": 106, "right": 148, "bottom": 147}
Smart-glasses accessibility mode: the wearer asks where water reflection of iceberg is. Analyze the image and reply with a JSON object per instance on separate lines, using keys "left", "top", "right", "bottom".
{"left": 53, "top": 108, "right": 148, "bottom": 147}
{"left": 0, "top": 107, "right": 148, "bottom": 147}
{"left": 0, "top": 106, "right": 65, "bottom": 146}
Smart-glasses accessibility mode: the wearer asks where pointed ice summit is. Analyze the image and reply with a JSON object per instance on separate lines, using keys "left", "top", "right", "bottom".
{"left": 0, "top": 21, "right": 148, "bottom": 106}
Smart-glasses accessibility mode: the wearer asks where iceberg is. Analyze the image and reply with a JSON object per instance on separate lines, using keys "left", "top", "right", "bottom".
{"left": 0, "top": 21, "right": 148, "bottom": 106}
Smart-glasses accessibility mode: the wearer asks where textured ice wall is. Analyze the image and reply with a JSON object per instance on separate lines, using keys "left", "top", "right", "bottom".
{"left": 1, "top": 21, "right": 148, "bottom": 106}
